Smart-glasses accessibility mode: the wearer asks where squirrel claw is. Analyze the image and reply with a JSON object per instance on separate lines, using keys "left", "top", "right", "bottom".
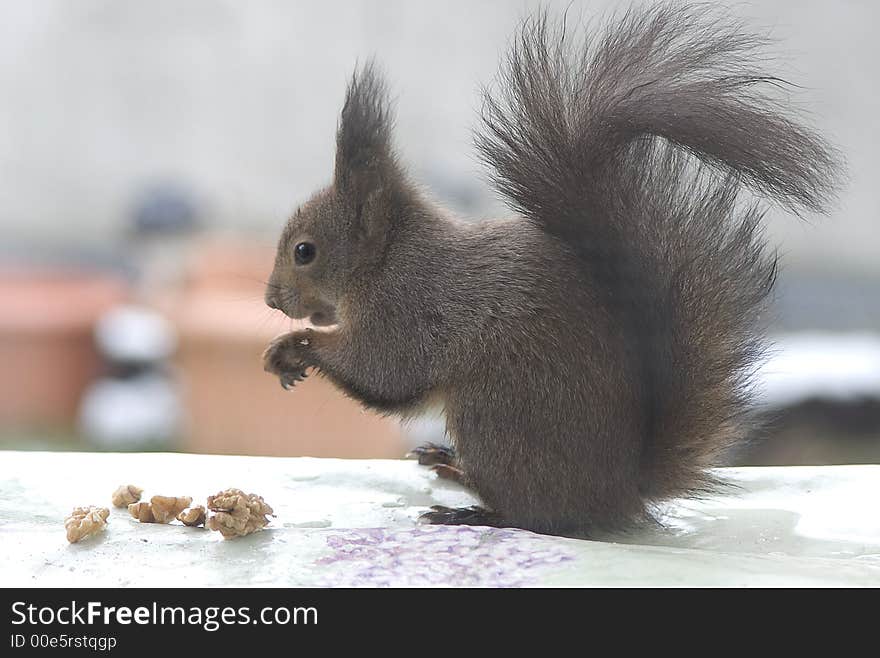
{"left": 406, "top": 442, "right": 456, "bottom": 466}
{"left": 430, "top": 464, "right": 464, "bottom": 483}
{"left": 279, "top": 370, "right": 308, "bottom": 390}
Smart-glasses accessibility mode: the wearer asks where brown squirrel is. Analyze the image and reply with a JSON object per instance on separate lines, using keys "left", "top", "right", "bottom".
{"left": 263, "top": 4, "right": 841, "bottom": 535}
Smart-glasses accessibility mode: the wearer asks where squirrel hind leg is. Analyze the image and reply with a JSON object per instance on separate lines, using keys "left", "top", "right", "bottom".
{"left": 407, "top": 446, "right": 501, "bottom": 524}
{"left": 418, "top": 505, "right": 504, "bottom": 528}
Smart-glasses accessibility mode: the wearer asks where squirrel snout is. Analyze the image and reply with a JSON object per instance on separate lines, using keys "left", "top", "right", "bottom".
{"left": 264, "top": 288, "right": 282, "bottom": 311}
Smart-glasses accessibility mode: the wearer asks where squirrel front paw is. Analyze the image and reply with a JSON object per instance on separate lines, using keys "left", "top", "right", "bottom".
{"left": 262, "top": 331, "right": 315, "bottom": 390}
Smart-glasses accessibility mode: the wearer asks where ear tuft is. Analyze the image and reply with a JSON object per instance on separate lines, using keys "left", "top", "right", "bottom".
{"left": 335, "top": 61, "right": 394, "bottom": 191}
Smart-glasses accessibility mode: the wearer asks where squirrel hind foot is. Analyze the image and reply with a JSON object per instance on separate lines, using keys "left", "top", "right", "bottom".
{"left": 405, "top": 442, "right": 456, "bottom": 466}
{"left": 418, "top": 505, "right": 504, "bottom": 528}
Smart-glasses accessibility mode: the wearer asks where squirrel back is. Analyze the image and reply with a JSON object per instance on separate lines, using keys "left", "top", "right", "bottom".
{"left": 475, "top": 4, "right": 841, "bottom": 503}
{"left": 264, "top": 3, "right": 842, "bottom": 534}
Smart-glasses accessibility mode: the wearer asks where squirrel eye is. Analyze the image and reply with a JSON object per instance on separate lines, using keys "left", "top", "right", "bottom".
{"left": 294, "top": 241, "right": 316, "bottom": 265}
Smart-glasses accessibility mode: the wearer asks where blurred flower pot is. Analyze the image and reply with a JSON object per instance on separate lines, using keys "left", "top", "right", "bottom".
{"left": 0, "top": 267, "right": 128, "bottom": 430}
{"left": 164, "top": 239, "right": 405, "bottom": 458}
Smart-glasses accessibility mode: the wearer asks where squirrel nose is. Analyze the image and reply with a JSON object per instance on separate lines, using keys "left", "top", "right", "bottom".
{"left": 265, "top": 290, "right": 281, "bottom": 310}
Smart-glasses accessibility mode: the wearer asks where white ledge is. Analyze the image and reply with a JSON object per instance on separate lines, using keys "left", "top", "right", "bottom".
{"left": 2, "top": 451, "right": 879, "bottom": 587}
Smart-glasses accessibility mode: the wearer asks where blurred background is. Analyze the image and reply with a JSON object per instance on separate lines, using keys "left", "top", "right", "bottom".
{"left": 0, "top": 0, "right": 877, "bottom": 464}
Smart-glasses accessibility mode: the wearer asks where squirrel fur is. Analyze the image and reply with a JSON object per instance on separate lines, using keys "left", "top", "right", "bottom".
{"left": 263, "top": 3, "right": 841, "bottom": 535}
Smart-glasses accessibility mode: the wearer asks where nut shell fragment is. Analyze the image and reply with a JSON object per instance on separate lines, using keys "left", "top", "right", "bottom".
{"left": 111, "top": 484, "right": 143, "bottom": 508}
{"left": 177, "top": 505, "right": 206, "bottom": 527}
{"left": 206, "top": 489, "right": 273, "bottom": 539}
{"left": 65, "top": 506, "right": 110, "bottom": 544}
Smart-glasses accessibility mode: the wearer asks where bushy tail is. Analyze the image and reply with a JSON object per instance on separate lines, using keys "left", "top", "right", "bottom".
{"left": 476, "top": 3, "right": 842, "bottom": 499}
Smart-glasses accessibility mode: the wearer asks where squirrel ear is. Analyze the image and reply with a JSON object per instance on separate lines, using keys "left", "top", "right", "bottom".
{"left": 334, "top": 62, "right": 394, "bottom": 206}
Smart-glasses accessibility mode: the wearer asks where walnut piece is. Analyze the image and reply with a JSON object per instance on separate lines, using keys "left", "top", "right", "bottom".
{"left": 111, "top": 484, "right": 143, "bottom": 508}
{"left": 150, "top": 495, "right": 192, "bottom": 523}
{"left": 206, "top": 489, "right": 273, "bottom": 539}
{"left": 177, "top": 505, "right": 206, "bottom": 527}
{"left": 128, "top": 502, "right": 155, "bottom": 523}
{"left": 127, "top": 496, "right": 192, "bottom": 524}
{"left": 65, "top": 506, "right": 110, "bottom": 544}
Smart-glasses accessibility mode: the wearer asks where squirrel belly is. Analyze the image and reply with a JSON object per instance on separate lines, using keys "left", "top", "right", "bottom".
{"left": 264, "top": 3, "right": 842, "bottom": 535}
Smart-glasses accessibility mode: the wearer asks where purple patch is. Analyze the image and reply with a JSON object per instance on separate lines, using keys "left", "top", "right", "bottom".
{"left": 316, "top": 525, "right": 573, "bottom": 587}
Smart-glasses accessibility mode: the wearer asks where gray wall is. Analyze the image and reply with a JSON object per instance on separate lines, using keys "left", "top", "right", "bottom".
{"left": 1, "top": 0, "right": 877, "bottom": 278}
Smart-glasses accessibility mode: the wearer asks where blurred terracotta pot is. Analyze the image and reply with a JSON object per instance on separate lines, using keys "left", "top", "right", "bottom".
{"left": 0, "top": 267, "right": 128, "bottom": 429}
{"left": 165, "top": 239, "right": 405, "bottom": 458}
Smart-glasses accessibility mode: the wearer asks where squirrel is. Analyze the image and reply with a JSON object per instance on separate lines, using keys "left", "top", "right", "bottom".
{"left": 263, "top": 3, "right": 841, "bottom": 536}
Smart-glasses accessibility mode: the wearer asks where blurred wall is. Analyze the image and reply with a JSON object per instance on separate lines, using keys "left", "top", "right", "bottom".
{"left": 0, "top": 0, "right": 877, "bottom": 279}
